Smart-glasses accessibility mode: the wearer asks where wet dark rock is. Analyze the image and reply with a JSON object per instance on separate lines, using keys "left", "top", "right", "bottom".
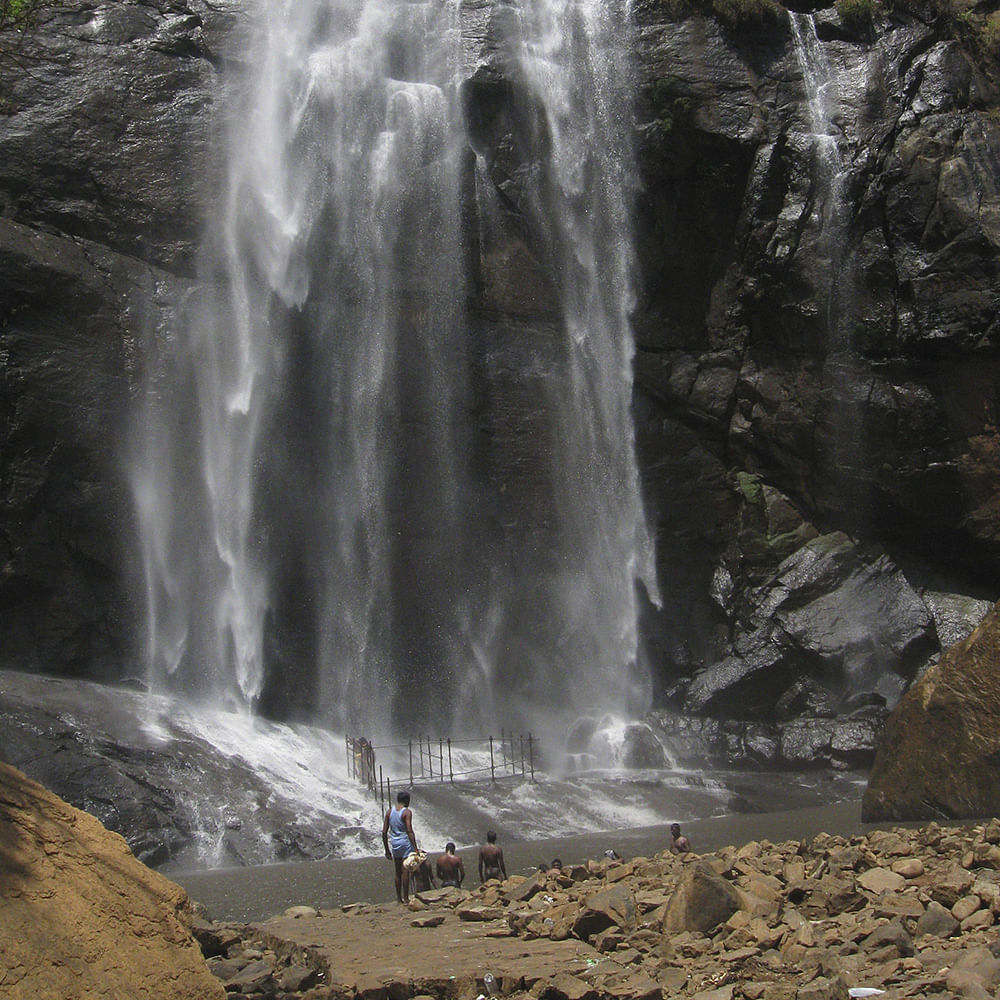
{"left": 684, "top": 640, "right": 788, "bottom": 719}
{"left": 775, "top": 679, "right": 838, "bottom": 721}
{"left": 620, "top": 723, "right": 667, "bottom": 769}
{"left": 566, "top": 717, "right": 601, "bottom": 754}
{"left": 922, "top": 592, "right": 995, "bottom": 653}
{"left": 779, "top": 720, "right": 835, "bottom": 766}
{"left": 830, "top": 712, "right": 888, "bottom": 768}
{"left": 684, "top": 524, "right": 940, "bottom": 766}
{"left": 0, "top": 670, "right": 362, "bottom": 869}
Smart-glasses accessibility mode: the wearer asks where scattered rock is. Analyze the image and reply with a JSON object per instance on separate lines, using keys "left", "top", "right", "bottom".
{"left": 915, "top": 899, "right": 959, "bottom": 937}
{"left": 856, "top": 868, "right": 906, "bottom": 894}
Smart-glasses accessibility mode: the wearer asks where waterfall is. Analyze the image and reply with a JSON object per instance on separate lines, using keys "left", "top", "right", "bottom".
{"left": 132, "top": 0, "right": 656, "bottom": 742}
{"left": 787, "top": 11, "right": 873, "bottom": 521}
{"left": 788, "top": 11, "right": 849, "bottom": 281}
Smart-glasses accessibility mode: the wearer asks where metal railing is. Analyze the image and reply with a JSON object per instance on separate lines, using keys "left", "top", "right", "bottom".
{"left": 347, "top": 730, "right": 537, "bottom": 812}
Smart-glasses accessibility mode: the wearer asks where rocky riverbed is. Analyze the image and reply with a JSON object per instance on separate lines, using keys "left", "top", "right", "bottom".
{"left": 190, "top": 818, "right": 1000, "bottom": 1000}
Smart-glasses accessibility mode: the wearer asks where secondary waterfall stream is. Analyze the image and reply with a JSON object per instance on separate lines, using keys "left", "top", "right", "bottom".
{"left": 133, "top": 0, "right": 658, "bottom": 744}
{"left": 787, "top": 10, "right": 871, "bottom": 520}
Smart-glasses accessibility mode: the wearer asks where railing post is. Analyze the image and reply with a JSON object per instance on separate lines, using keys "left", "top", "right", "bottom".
{"left": 490, "top": 735, "right": 495, "bottom": 782}
{"left": 448, "top": 738, "right": 453, "bottom": 783}
{"left": 501, "top": 728, "right": 507, "bottom": 774}
{"left": 409, "top": 740, "right": 413, "bottom": 785}
{"left": 529, "top": 732, "right": 534, "bottom": 781}
{"left": 428, "top": 737, "right": 434, "bottom": 779}
{"left": 379, "top": 765, "right": 384, "bottom": 812}
{"left": 520, "top": 733, "right": 525, "bottom": 776}
{"left": 346, "top": 736, "right": 351, "bottom": 778}
{"left": 438, "top": 738, "right": 444, "bottom": 782}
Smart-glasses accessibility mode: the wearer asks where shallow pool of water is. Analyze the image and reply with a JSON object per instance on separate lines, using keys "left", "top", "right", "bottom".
{"left": 175, "top": 797, "right": 870, "bottom": 922}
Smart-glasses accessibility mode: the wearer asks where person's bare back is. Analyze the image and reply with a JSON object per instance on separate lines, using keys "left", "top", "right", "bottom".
{"left": 670, "top": 823, "right": 691, "bottom": 855}
{"left": 436, "top": 843, "right": 464, "bottom": 887}
{"left": 478, "top": 830, "right": 506, "bottom": 883}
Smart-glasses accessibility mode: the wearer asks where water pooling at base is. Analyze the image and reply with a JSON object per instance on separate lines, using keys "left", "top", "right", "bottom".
{"left": 132, "top": 0, "right": 658, "bottom": 741}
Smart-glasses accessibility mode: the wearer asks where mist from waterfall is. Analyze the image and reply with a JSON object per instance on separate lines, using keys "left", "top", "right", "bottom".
{"left": 132, "top": 0, "right": 656, "bottom": 743}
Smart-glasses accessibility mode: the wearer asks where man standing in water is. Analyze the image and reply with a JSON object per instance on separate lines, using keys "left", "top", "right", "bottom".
{"left": 436, "top": 842, "right": 465, "bottom": 887}
{"left": 478, "top": 830, "right": 507, "bottom": 884}
{"left": 382, "top": 790, "right": 418, "bottom": 904}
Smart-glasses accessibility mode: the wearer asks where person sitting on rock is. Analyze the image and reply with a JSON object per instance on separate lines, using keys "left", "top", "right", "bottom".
{"left": 436, "top": 842, "right": 465, "bottom": 888}
{"left": 411, "top": 854, "right": 436, "bottom": 893}
{"left": 478, "top": 830, "right": 507, "bottom": 883}
{"left": 670, "top": 823, "right": 691, "bottom": 854}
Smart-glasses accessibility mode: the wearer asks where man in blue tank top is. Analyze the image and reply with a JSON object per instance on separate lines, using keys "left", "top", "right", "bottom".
{"left": 382, "top": 790, "right": 418, "bottom": 904}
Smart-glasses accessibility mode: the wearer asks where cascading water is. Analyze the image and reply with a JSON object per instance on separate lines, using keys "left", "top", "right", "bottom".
{"left": 459, "top": 0, "right": 661, "bottom": 730}
{"left": 787, "top": 11, "right": 870, "bottom": 516}
{"left": 133, "top": 0, "right": 657, "bottom": 743}
{"left": 789, "top": 12, "right": 847, "bottom": 203}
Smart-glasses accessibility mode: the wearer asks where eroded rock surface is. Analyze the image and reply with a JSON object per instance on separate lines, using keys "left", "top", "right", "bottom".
{"left": 863, "top": 599, "right": 1000, "bottom": 821}
{"left": 0, "top": 760, "right": 225, "bottom": 1000}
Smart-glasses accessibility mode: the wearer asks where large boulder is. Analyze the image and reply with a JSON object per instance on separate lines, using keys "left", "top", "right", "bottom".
{"left": 572, "top": 882, "right": 638, "bottom": 940}
{"left": 863, "top": 601, "right": 1000, "bottom": 820}
{"left": 0, "top": 760, "right": 225, "bottom": 1000}
{"left": 662, "top": 861, "right": 743, "bottom": 935}
{"left": 686, "top": 531, "right": 936, "bottom": 722}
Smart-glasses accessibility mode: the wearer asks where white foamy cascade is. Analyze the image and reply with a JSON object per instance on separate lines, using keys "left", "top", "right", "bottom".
{"left": 132, "top": 0, "right": 657, "bottom": 740}
{"left": 462, "top": 0, "right": 661, "bottom": 732}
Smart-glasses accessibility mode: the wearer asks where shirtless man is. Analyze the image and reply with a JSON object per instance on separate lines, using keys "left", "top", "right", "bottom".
{"left": 436, "top": 842, "right": 465, "bottom": 888}
{"left": 670, "top": 823, "right": 691, "bottom": 854}
{"left": 478, "top": 830, "right": 507, "bottom": 884}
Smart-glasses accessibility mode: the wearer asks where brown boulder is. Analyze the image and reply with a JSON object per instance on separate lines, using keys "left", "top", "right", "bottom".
{"left": 572, "top": 883, "right": 638, "bottom": 940}
{"left": 662, "top": 861, "right": 743, "bottom": 935}
{"left": 863, "top": 601, "right": 1000, "bottom": 821}
{"left": 0, "top": 760, "right": 225, "bottom": 1000}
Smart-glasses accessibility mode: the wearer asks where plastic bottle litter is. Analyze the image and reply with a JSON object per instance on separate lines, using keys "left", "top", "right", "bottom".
{"left": 484, "top": 973, "right": 499, "bottom": 997}
{"left": 848, "top": 990, "right": 885, "bottom": 998}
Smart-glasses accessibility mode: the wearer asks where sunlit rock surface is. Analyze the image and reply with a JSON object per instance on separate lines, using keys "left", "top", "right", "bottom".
{"left": 0, "top": 759, "right": 225, "bottom": 1000}
{"left": 863, "top": 600, "right": 1000, "bottom": 821}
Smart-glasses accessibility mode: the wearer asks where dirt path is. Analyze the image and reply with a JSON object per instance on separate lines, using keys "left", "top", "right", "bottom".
{"left": 256, "top": 898, "right": 603, "bottom": 996}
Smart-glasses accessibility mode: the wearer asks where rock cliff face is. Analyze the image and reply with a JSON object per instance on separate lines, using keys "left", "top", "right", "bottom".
{"left": 1, "top": 0, "right": 998, "bottom": 764}
{"left": 0, "top": 759, "right": 225, "bottom": 999}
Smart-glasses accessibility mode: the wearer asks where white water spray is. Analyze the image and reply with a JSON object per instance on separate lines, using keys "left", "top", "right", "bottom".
{"left": 133, "top": 0, "right": 657, "bottom": 741}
